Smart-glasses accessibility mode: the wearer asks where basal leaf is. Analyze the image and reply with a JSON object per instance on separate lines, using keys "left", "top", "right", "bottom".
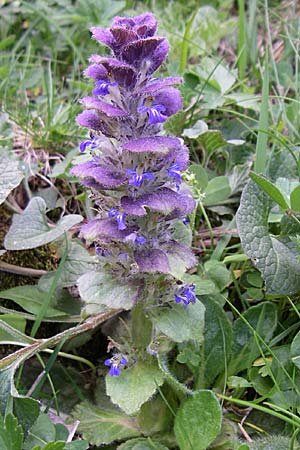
{"left": 78, "top": 271, "right": 138, "bottom": 314}
{"left": 0, "top": 414, "right": 23, "bottom": 450}
{"left": 174, "top": 390, "right": 222, "bottom": 450}
{"left": 228, "top": 302, "right": 277, "bottom": 375}
{"left": 0, "top": 151, "right": 25, "bottom": 205}
{"left": 0, "top": 286, "right": 67, "bottom": 317}
{"left": 38, "top": 240, "right": 96, "bottom": 290}
{"left": 291, "top": 330, "right": 300, "bottom": 370}
{"left": 203, "top": 176, "right": 231, "bottom": 206}
{"left": 150, "top": 301, "right": 205, "bottom": 343}
{"left": 237, "top": 180, "right": 300, "bottom": 294}
{"left": 250, "top": 172, "right": 289, "bottom": 210}
{"left": 4, "top": 197, "right": 82, "bottom": 250}
{"left": 200, "top": 296, "right": 232, "bottom": 386}
{"left": 0, "top": 315, "right": 27, "bottom": 344}
{"left": 290, "top": 184, "right": 300, "bottom": 212}
{"left": 23, "top": 413, "right": 56, "bottom": 450}
{"left": 76, "top": 400, "right": 133, "bottom": 445}
{"left": 118, "top": 438, "right": 169, "bottom": 449}
{"left": 106, "top": 361, "right": 165, "bottom": 415}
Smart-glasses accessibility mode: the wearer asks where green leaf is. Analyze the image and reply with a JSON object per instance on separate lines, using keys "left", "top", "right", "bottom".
{"left": 188, "top": 164, "right": 208, "bottom": 191}
{"left": 65, "top": 442, "right": 88, "bottom": 450}
{"left": 0, "top": 414, "right": 23, "bottom": 450}
{"left": 36, "top": 443, "right": 66, "bottom": 450}
{"left": 0, "top": 315, "right": 26, "bottom": 344}
{"left": 150, "top": 301, "right": 205, "bottom": 343}
{"left": 0, "top": 151, "right": 25, "bottom": 205}
{"left": 106, "top": 361, "right": 165, "bottom": 415}
{"left": 228, "top": 302, "right": 277, "bottom": 375}
{"left": 291, "top": 330, "right": 300, "bottom": 370}
{"left": 174, "top": 390, "right": 222, "bottom": 450}
{"left": 203, "top": 176, "right": 231, "bottom": 206}
{"left": 73, "top": 401, "right": 140, "bottom": 446}
{"left": 250, "top": 172, "right": 289, "bottom": 210}
{"left": 200, "top": 296, "right": 232, "bottom": 386}
{"left": 118, "top": 438, "right": 169, "bottom": 450}
{"left": 0, "top": 286, "right": 66, "bottom": 317}
{"left": 290, "top": 184, "right": 300, "bottom": 212}
{"left": 4, "top": 197, "right": 82, "bottom": 250}
{"left": 183, "top": 120, "right": 209, "bottom": 139}
{"left": 254, "top": 53, "right": 269, "bottom": 173}
{"left": 23, "top": 413, "right": 56, "bottom": 450}
{"left": 237, "top": 180, "right": 300, "bottom": 294}
{"left": 38, "top": 240, "right": 96, "bottom": 290}
{"left": 204, "top": 260, "right": 230, "bottom": 291}
{"left": 78, "top": 271, "right": 138, "bottom": 314}
{"left": 13, "top": 397, "right": 40, "bottom": 435}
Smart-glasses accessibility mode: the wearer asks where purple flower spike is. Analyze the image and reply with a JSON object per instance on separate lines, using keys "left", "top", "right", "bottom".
{"left": 104, "top": 356, "right": 127, "bottom": 376}
{"left": 108, "top": 208, "right": 127, "bottom": 230}
{"left": 92, "top": 79, "right": 118, "bottom": 96}
{"left": 138, "top": 103, "right": 167, "bottom": 124}
{"left": 126, "top": 167, "right": 155, "bottom": 186}
{"left": 175, "top": 285, "right": 196, "bottom": 308}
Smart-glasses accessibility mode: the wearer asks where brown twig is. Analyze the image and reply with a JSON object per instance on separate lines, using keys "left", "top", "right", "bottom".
{"left": 0, "top": 261, "right": 48, "bottom": 277}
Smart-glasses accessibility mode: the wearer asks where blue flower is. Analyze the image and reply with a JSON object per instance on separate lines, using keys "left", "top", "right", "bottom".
{"left": 126, "top": 168, "right": 155, "bottom": 187}
{"left": 137, "top": 103, "right": 167, "bottom": 124}
{"left": 167, "top": 162, "right": 182, "bottom": 189}
{"left": 92, "top": 79, "right": 118, "bottom": 96}
{"left": 108, "top": 208, "right": 127, "bottom": 230}
{"left": 182, "top": 216, "right": 190, "bottom": 225}
{"left": 175, "top": 284, "right": 196, "bottom": 308}
{"left": 104, "top": 356, "right": 127, "bottom": 376}
{"left": 123, "top": 232, "right": 146, "bottom": 244}
{"left": 79, "top": 137, "right": 98, "bottom": 152}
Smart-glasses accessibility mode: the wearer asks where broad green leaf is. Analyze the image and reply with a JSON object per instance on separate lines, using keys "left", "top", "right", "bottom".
{"left": 204, "top": 260, "right": 230, "bottom": 291}
{"left": 182, "top": 274, "right": 216, "bottom": 295}
{"left": 0, "top": 414, "right": 23, "bottom": 450}
{"left": 118, "top": 438, "right": 169, "bottom": 449}
{"left": 199, "top": 131, "right": 228, "bottom": 155}
{"left": 237, "top": 180, "right": 300, "bottom": 294}
{"left": 174, "top": 390, "right": 222, "bottom": 450}
{"left": 4, "top": 197, "right": 82, "bottom": 250}
{"left": 106, "top": 361, "right": 165, "bottom": 415}
{"left": 74, "top": 401, "right": 140, "bottom": 445}
{"left": 38, "top": 240, "right": 96, "bottom": 290}
{"left": 0, "top": 286, "right": 66, "bottom": 317}
{"left": 200, "top": 296, "right": 232, "bottom": 386}
{"left": 183, "top": 120, "right": 208, "bottom": 139}
{"left": 32, "top": 442, "right": 65, "bottom": 450}
{"left": 291, "top": 330, "right": 300, "bottom": 370}
{"left": 290, "top": 184, "right": 300, "bottom": 212}
{"left": 78, "top": 271, "right": 138, "bottom": 314}
{"left": 23, "top": 413, "right": 56, "bottom": 450}
{"left": 188, "top": 163, "right": 208, "bottom": 191}
{"left": 138, "top": 395, "right": 172, "bottom": 435}
{"left": 203, "top": 176, "right": 231, "bottom": 206}
{"left": 13, "top": 397, "right": 40, "bottom": 435}
{"left": 150, "top": 301, "right": 205, "bottom": 343}
{"left": 250, "top": 172, "right": 289, "bottom": 210}
{"left": 0, "top": 151, "right": 25, "bottom": 205}
{"left": 172, "top": 220, "right": 193, "bottom": 247}
{"left": 0, "top": 315, "right": 26, "bottom": 344}
{"left": 228, "top": 302, "right": 277, "bottom": 375}
{"left": 65, "top": 442, "right": 88, "bottom": 450}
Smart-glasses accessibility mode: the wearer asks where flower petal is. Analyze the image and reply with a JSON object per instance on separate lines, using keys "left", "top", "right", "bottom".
{"left": 90, "top": 27, "right": 114, "bottom": 47}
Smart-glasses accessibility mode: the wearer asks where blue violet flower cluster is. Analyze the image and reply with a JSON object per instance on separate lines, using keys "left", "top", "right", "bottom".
{"left": 71, "top": 13, "right": 197, "bottom": 376}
